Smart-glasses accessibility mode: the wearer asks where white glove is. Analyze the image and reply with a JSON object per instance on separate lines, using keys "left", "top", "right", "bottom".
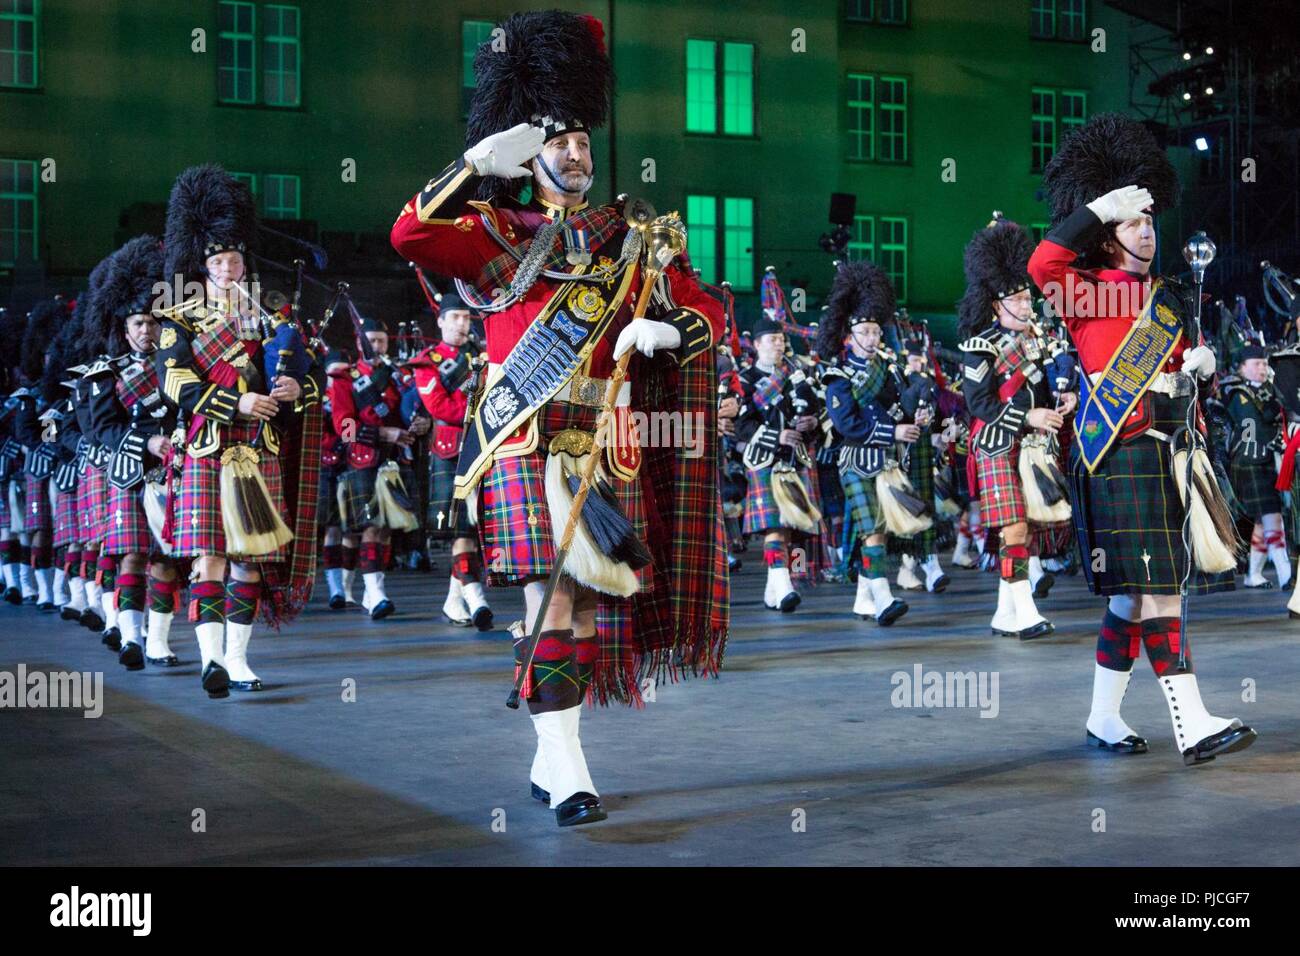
{"left": 613, "top": 319, "right": 681, "bottom": 360}
{"left": 1085, "top": 184, "right": 1154, "bottom": 224}
{"left": 1182, "top": 345, "right": 1216, "bottom": 378}
{"left": 463, "top": 122, "right": 546, "bottom": 179}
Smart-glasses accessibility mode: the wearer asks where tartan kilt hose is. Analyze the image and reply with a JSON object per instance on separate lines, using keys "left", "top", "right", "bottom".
{"left": 478, "top": 400, "right": 648, "bottom": 587}
{"left": 838, "top": 466, "right": 883, "bottom": 539}
{"left": 1070, "top": 394, "right": 1233, "bottom": 596}
{"left": 23, "top": 474, "right": 51, "bottom": 531}
{"left": 974, "top": 446, "right": 1027, "bottom": 529}
{"left": 1228, "top": 458, "right": 1282, "bottom": 520}
{"left": 172, "top": 424, "right": 288, "bottom": 561}
{"left": 101, "top": 483, "right": 153, "bottom": 556}
{"left": 52, "top": 485, "right": 79, "bottom": 548}
{"left": 317, "top": 467, "right": 342, "bottom": 528}
{"left": 742, "top": 459, "right": 822, "bottom": 535}
{"left": 76, "top": 466, "right": 108, "bottom": 546}
{"left": 427, "top": 450, "right": 470, "bottom": 539}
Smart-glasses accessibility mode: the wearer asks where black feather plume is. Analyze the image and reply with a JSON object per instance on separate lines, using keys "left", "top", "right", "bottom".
{"left": 88, "top": 235, "right": 164, "bottom": 356}
{"left": 957, "top": 217, "right": 1034, "bottom": 338}
{"left": 163, "top": 164, "right": 257, "bottom": 284}
{"left": 818, "top": 259, "right": 896, "bottom": 358}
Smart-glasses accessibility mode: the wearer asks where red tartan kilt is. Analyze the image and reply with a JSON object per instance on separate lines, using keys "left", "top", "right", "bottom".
{"left": 173, "top": 440, "right": 287, "bottom": 561}
{"left": 101, "top": 482, "right": 154, "bottom": 556}
{"left": 477, "top": 401, "right": 647, "bottom": 587}
{"left": 24, "top": 474, "right": 51, "bottom": 530}
{"left": 52, "top": 485, "right": 80, "bottom": 548}
{"left": 974, "top": 447, "right": 1027, "bottom": 529}
{"left": 76, "top": 466, "right": 108, "bottom": 544}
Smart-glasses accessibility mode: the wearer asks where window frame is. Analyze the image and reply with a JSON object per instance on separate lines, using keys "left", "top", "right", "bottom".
{"left": 261, "top": 3, "right": 300, "bottom": 108}
{"left": 844, "top": 0, "right": 909, "bottom": 26}
{"left": 877, "top": 215, "right": 908, "bottom": 305}
{"left": 684, "top": 192, "right": 756, "bottom": 291}
{"left": 846, "top": 70, "right": 909, "bottom": 165}
{"left": 1031, "top": 0, "right": 1087, "bottom": 43}
{"left": 217, "top": 0, "right": 258, "bottom": 105}
{"left": 262, "top": 173, "right": 301, "bottom": 220}
{"left": 1030, "top": 86, "right": 1057, "bottom": 174}
{"left": 0, "top": 0, "right": 39, "bottom": 90}
{"left": 0, "top": 157, "right": 39, "bottom": 268}
{"left": 684, "top": 37, "right": 757, "bottom": 139}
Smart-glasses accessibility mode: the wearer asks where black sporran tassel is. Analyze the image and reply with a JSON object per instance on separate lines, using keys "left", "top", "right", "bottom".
{"left": 1031, "top": 463, "right": 1067, "bottom": 506}
{"left": 566, "top": 472, "right": 652, "bottom": 570}
{"left": 889, "top": 483, "right": 929, "bottom": 518}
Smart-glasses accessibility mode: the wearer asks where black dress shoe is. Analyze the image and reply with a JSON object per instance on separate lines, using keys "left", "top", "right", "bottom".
{"left": 1290, "top": 610, "right": 1300, "bottom": 620}
{"left": 146, "top": 654, "right": 180, "bottom": 667}
{"left": 472, "top": 605, "right": 494, "bottom": 631}
{"left": 101, "top": 627, "right": 122, "bottom": 652}
{"left": 1243, "top": 579, "right": 1274, "bottom": 589}
{"left": 1086, "top": 729, "right": 1149, "bottom": 753}
{"left": 727, "top": 554, "right": 742, "bottom": 573}
{"left": 1018, "top": 620, "right": 1055, "bottom": 641}
{"left": 118, "top": 642, "right": 145, "bottom": 671}
{"left": 555, "top": 792, "right": 607, "bottom": 827}
{"left": 38, "top": 601, "right": 55, "bottom": 612}
{"left": 875, "top": 599, "right": 909, "bottom": 627}
{"left": 440, "top": 611, "right": 471, "bottom": 626}
{"left": 80, "top": 608, "right": 104, "bottom": 631}
{"left": 778, "top": 591, "right": 801, "bottom": 613}
{"left": 1182, "top": 724, "right": 1258, "bottom": 766}
{"left": 60, "top": 606, "right": 82, "bottom": 621}
{"left": 369, "top": 599, "right": 395, "bottom": 620}
{"left": 928, "top": 574, "right": 950, "bottom": 594}
{"left": 1033, "top": 573, "right": 1056, "bottom": 599}
{"left": 328, "top": 594, "right": 347, "bottom": 610}
{"left": 531, "top": 782, "right": 550, "bottom": 804}
{"left": 201, "top": 662, "right": 230, "bottom": 699}
{"left": 3, "top": 586, "right": 21, "bottom": 605}
{"left": 229, "top": 677, "right": 264, "bottom": 692}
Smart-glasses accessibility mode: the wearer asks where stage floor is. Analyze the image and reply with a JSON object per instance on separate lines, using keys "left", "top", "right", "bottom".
{"left": 3, "top": 557, "right": 1297, "bottom": 866}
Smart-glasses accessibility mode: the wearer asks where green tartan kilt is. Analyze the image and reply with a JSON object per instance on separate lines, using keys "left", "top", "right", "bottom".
{"left": 1070, "top": 394, "right": 1234, "bottom": 596}
{"left": 742, "top": 458, "right": 821, "bottom": 535}
{"left": 317, "top": 467, "right": 342, "bottom": 528}
{"left": 426, "top": 450, "right": 471, "bottom": 539}
{"left": 337, "top": 463, "right": 417, "bottom": 535}
{"left": 839, "top": 466, "right": 883, "bottom": 538}
{"left": 899, "top": 440, "right": 938, "bottom": 556}
{"left": 1228, "top": 457, "right": 1282, "bottom": 520}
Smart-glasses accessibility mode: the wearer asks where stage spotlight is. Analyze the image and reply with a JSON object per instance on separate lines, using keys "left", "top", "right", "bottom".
{"left": 1182, "top": 51, "right": 1192, "bottom": 60}
{"left": 1182, "top": 91, "right": 1192, "bottom": 101}
{"left": 1205, "top": 86, "right": 1214, "bottom": 95}
{"left": 1195, "top": 136, "right": 1209, "bottom": 151}
{"left": 1205, "top": 46, "right": 1214, "bottom": 55}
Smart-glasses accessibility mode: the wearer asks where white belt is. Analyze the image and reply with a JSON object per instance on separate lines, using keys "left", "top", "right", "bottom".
{"left": 1088, "top": 370, "right": 1189, "bottom": 397}
{"left": 486, "top": 363, "right": 631, "bottom": 408}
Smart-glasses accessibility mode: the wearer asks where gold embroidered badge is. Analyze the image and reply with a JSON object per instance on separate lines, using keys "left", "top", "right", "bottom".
{"left": 160, "top": 327, "right": 177, "bottom": 349}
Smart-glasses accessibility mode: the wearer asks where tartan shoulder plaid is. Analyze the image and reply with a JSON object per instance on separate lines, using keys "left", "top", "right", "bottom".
{"left": 115, "top": 355, "right": 159, "bottom": 407}
{"left": 469, "top": 204, "right": 627, "bottom": 305}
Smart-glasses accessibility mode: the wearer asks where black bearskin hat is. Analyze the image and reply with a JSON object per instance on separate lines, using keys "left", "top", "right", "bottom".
{"left": 464, "top": 10, "right": 612, "bottom": 201}
{"left": 0, "top": 307, "right": 25, "bottom": 378}
{"left": 816, "top": 259, "right": 896, "bottom": 358}
{"left": 1041, "top": 113, "right": 1180, "bottom": 228}
{"left": 21, "top": 297, "right": 68, "bottom": 384}
{"left": 163, "top": 164, "right": 257, "bottom": 284}
{"left": 957, "top": 215, "right": 1034, "bottom": 337}
{"left": 88, "top": 235, "right": 164, "bottom": 356}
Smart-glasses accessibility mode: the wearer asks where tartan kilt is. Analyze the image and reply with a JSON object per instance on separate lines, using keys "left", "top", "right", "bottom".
{"left": 317, "top": 467, "right": 342, "bottom": 528}
{"left": 838, "top": 466, "right": 883, "bottom": 538}
{"left": 101, "top": 482, "right": 153, "bottom": 556}
{"left": 76, "top": 466, "right": 108, "bottom": 546}
{"left": 477, "top": 400, "right": 648, "bottom": 588}
{"left": 1228, "top": 458, "right": 1282, "bottom": 520}
{"left": 903, "top": 440, "right": 938, "bottom": 555}
{"left": 172, "top": 423, "right": 288, "bottom": 561}
{"left": 974, "top": 446, "right": 1027, "bottom": 529}
{"left": 336, "top": 462, "right": 418, "bottom": 535}
{"left": 52, "top": 484, "right": 79, "bottom": 548}
{"left": 1070, "top": 393, "right": 1233, "bottom": 596}
{"left": 24, "top": 474, "right": 51, "bottom": 531}
{"left": 817, "top": 457, "right": 845, "bottom": 521}
{"left": 427, "top": 450, "right": 470, "bottom": 539}
{"left": 742, "top": 458, "right": 821, "bottom": 535}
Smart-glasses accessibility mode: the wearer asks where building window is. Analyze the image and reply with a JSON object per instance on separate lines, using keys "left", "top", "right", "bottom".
{"left": 461, "top": 19, "right": 495, "bottom": 115}
{"left": 686, "top": 194, "right": 755, "bottom": 291}
{"left": 848, "top": 215, "right": 875, "bottom": 261}
{"left": 229, "top": 172, "right": 300, "bottom": 219}
{"left": 263, "top": 174, "right": 300, "bottom": 219}
{"left": 218, "top": 1, "right": 257, "bottom": 104}
{"left": 685, "top": 39, "right": 755, "bottom": 136}
{"left": 845, "top": 213, "right": 907, "bottom": 303}
{"left": 219, "top": 2, "right": 300, "bottom": 107}
{"left": 1031, "top": 0, "right": 1086, "bottom": 42}
{"left": 0, "top": 0, "right": 38, "bottom": 89}
{"left": 0, "top": 158, "right": 38, "bottom": 267}
{"left": 1031, "top": 86, "right": 1087, "bottom": 172}
{"left": 262, "top": 4, "right": 300, "bottom": 107}
{"left": 845, "top": 0, "right": 908, "bottom": 24}
{"left": 846, "top": 72, "right": 908, "bottom": 163}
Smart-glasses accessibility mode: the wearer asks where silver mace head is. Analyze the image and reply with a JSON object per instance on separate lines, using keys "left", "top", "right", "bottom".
{"left": 1183, "top": 231, "right": 1216, "bottom": 283}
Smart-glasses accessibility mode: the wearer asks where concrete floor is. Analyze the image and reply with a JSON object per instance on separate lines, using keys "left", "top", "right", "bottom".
{"left": 2, "top": 556, "right": 1297, "bottom": 866}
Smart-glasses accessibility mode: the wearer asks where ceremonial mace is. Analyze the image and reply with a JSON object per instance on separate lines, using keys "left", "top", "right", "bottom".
{"left": 1177, "top": 230, "right": 1217, "bottom": 665}
{"left": 507, "top": 206, "right": 687, "bottom": 709}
